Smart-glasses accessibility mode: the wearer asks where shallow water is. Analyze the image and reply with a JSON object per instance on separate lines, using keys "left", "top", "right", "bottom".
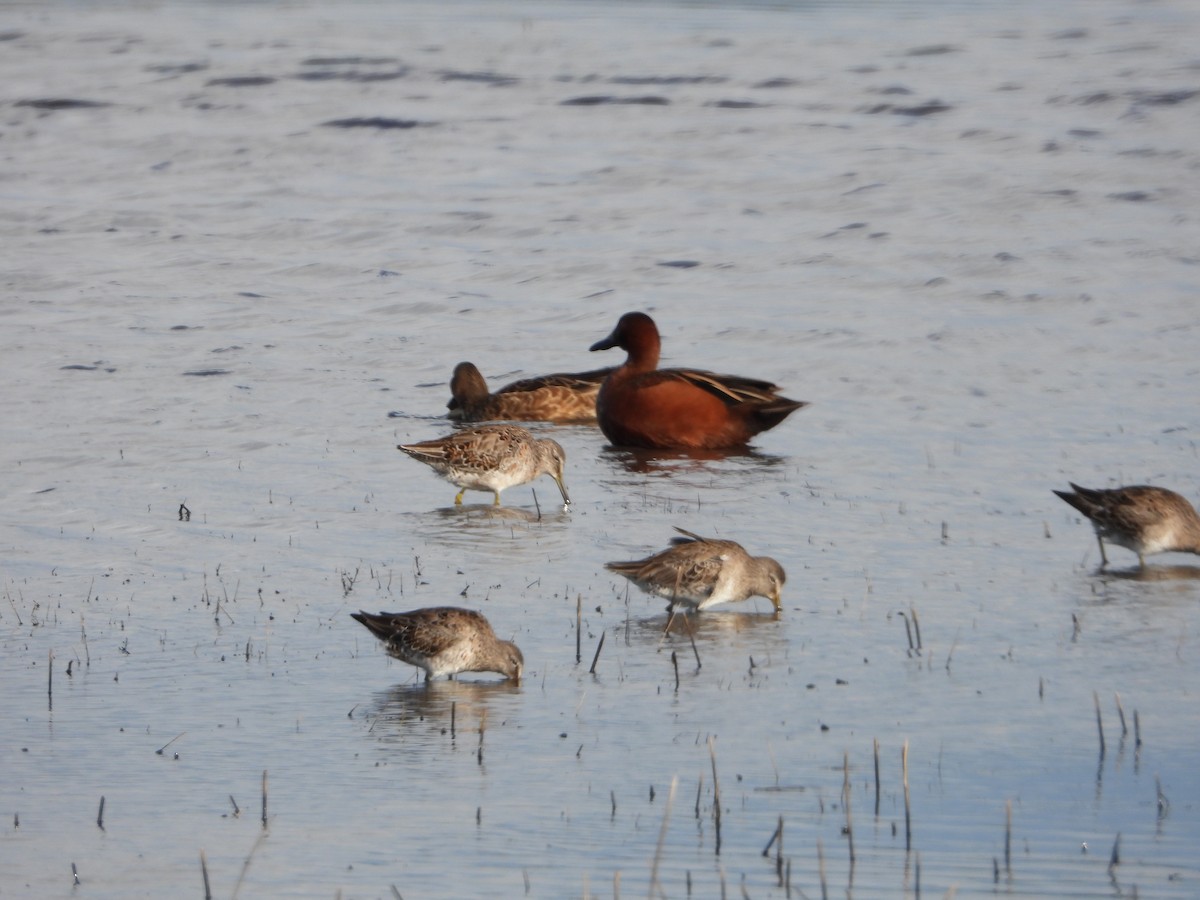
{"left": 2, "top": 0, "right": 1199, "bottom": 897}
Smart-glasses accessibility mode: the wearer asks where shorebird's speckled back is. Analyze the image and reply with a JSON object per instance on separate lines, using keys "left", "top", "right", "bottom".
{"left": 351, "top": 607, "right": 524, "bottom": 682}
{"left": 1054, "top": 482, "right": 1200, "bottom": 568}
{"left": 605, "top": 527, "right": 785, "bottom": 612}
{"left": 399, "top": 424, "right": 570, "bottom": 507}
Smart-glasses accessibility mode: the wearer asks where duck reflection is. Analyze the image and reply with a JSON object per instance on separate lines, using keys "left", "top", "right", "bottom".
{"left": 601, "top": 444, "right": 786, "bottom": 477}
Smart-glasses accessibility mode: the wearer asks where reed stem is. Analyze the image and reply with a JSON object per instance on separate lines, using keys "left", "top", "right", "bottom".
{"left": 842, "top": 752, "right": 854, "bottom": 864}
{"left": 647, "top": 776, "right": 678, "bottom": 898}
{"left": 1004, "top": 799, "right": 1012, "bottom": 877}
{"left": 873, "top": 738, "right": 881, "bottom": 817}
{"left": 200, "top": 850, "right": 212, "bottom": 900}
{"left": 589, "top": 631, "right": 606, "bottom": 675}
{"left": 708, "top": 737, "right": 722, "bottom": 856}
{"left": 817, "top": 839, "right": 827, "bottom": 900}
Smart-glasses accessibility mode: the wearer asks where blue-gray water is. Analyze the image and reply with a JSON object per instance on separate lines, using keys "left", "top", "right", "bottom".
{"left": 2, "top": 0, "right": 1198, "bottom": 896}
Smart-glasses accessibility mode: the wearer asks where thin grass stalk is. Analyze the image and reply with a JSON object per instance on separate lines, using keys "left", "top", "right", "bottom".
{"left": 647, "top": 776, "right": 678, "bottom": 900}
{"left": 873, "top": 738, "right": 881, "bottom": 818}
{"left": 200, "top": 850, "right": 212, "bottom": 900}
{"left": 708, "top": 737, "right": 722, "bottom": 856}
{"left": 590, "top": 631, "right": 606, "bottom": 675}
{"left": 817, "top": 839, "right": 827, "bottom": 900}
{"left": 843, "top": 752, "right": 854, "bottom": 865}
{"left": 1004, "top": 800, "right": 1012, "bottom": 877}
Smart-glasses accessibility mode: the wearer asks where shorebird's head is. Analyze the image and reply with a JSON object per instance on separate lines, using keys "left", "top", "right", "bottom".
{"left": 759, "top": 558, "right": 787, "bottom": 612}
{"left": 537, "top": 438, "right": 571, "bottom": 507}
{"left": 501, "top": 641, "right": 525, "bottom": 683}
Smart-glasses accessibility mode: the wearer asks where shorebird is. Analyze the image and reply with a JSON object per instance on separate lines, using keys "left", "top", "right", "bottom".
{"left": 1053, "top": 482, "right": 1200, "bottom": 568}
{"left": 399, "top": 424, "right": 570, "bottom": 507}
{"left": 605, "top": 527, "right": 786, "bottom": 612}
{"left": 351, "top": 607, "right": 524, "bottom": 682}
{"left": 446, "top": 361, "right": 613, "bottom": 423}
{"left": 588, "top": 311, "right": 807, "bottom": 450}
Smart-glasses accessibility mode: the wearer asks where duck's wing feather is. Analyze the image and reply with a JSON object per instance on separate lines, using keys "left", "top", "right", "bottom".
{"left": 655, "top": 368, "right": 791, "bottom": 405}
{"left": 496, "top": 367, "right": 615, "bottom": 395}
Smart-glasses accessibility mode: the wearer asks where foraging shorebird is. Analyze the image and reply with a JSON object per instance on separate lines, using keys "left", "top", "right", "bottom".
{"left": 1053, "top": 482, "right": 1200, "bottom": 568}
{"left": 605, "top": 527, "right": 785, "bottom": 612}
{"left": 398, "top": 424, "right": 570, "bottom": 507}
{"left": 351, "top": 607, "right": 524, "bottom": 682}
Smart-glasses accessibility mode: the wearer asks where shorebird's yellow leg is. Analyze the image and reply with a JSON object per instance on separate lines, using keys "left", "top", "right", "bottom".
{"left": 492, "top": 491, "right": 501, "bottom": 506}
{"left": 455, "top": 489, "right": 465, "bottom": 505}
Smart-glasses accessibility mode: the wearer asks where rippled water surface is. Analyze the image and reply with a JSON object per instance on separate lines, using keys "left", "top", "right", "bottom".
{"left": 2, "top": 0, "right": 1199, "bottom": 897}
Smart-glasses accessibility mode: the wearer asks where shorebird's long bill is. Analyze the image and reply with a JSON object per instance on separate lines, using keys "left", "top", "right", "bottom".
{"left": 554, "top": 476, "right": 571, "bottom": 506}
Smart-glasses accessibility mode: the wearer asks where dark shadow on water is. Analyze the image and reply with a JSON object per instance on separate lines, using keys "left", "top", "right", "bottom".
{"left": 1099, "top": 564, "right": 1200, "bottom": 582}
{"left": 600, "top": 444, "right": 787, "bottom": 476}
{"left": 386, "top": 410, "right": 447, "bottom": 421}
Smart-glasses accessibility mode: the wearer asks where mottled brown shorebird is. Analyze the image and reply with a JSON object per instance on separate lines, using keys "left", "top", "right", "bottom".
{"left": 605, "top": 527, "right": 786, "bottom": 612}
{"left": 351, "top": 607, "right": 524, "bottom": 682}
{"left": 446, "top": 361, "right": 613, "bottom": 423}
{"left": 1053, "top": 482, "right": 1200, "bottom": 568}
{"left": 398, "top": 424, "right": 570, "bottom": 506}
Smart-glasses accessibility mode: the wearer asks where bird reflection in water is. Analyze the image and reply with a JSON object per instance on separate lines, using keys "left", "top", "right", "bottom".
{"left": 1098, "top": 564, "right": 1200, "bottom": 583}
{"left": 364, "top": 679, "right": 521, "bottom": 747}
{"left": 601, "top": 444, "right": 787, "bottom": 477}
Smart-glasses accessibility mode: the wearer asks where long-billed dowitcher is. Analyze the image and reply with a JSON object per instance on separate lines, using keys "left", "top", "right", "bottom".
{"left": 352, "top": 607, "right": 524, "bottom": 682}
{"left": 605, "top": 527, "right": 786, "bottom": 612}
{"left": 398, "top": 424, "right": 570, "bottom": 506}
{"left": 446, "top": 361, "right": 613, "bottom": 423}
{"left": 1054, "top": 482, "right": 1200, "bottom": 568}
{"left": 588, "top": 312, "right": 808, "bottom": 449}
